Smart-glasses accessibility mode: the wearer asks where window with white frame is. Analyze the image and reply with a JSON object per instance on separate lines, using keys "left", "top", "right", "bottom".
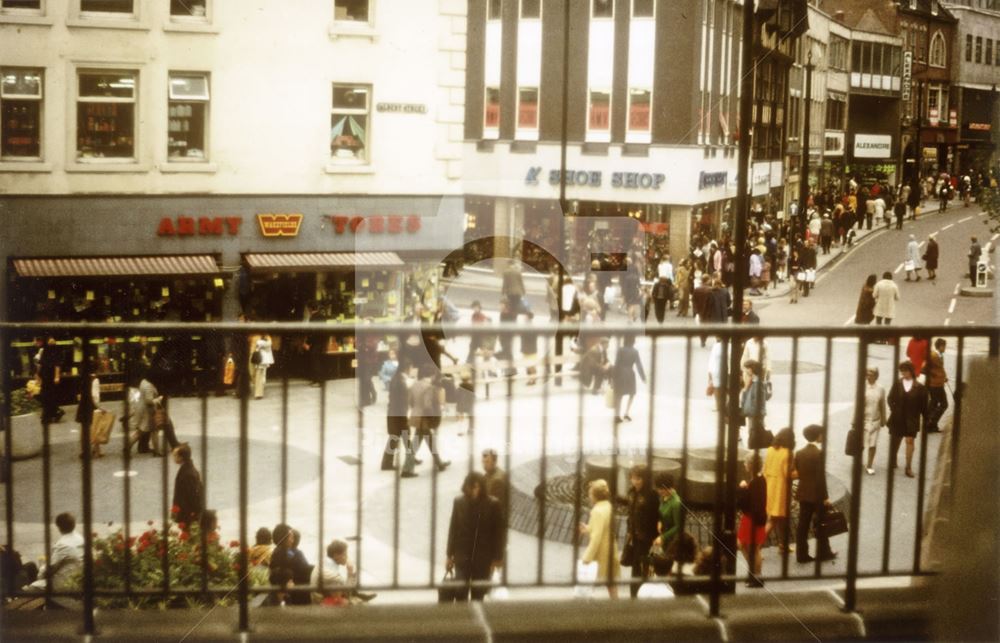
{"left": 1, "top": 0, "right": 41, "bottom": 12}
{"left": 632, "top": 0, "right": 653, "bottom": 18}
{"left": 76, "top": 70, "right": 136, "bottom": 160}
{"left": 80, "top": 0, "right": 133, "bottom": 15}
{"left": 334, "top": 0, "right": 369, "bottom": 22}
{"left": 516, "top": 87, "right": 538, "bottom": 133}
{"left": 1, "top": 68, "right": 43, "bottom": 159}
{"left": 587, "top": 89, "right": 611, "bottom": 140}
{"left": 520, "top": 0, "right": 539, "bottom": 19}
{"left": 330, "top": 84, "right": 370, "bottom": 161}
{"left": 929, "top": 31, "right": 946, "bottom": 67}
{"left": 167, "top": 73, "right": 208, "bottom": 161}
{"left": 592, "top": 0, "right": 613, "bottom": 19}
{"left": 170, "top": 0, "right": 207, "bottom": 19}
{"left": 484, "top": 86, "right": 500, "bottom": 136}
{"left": 487, "top": 0, "right": 501, "bottom": 20}
{"left": 626, "top": 88, "right": 650, "bottom": 140}
{"left": 926, "top": 84, "right": 948, "bottom": 124}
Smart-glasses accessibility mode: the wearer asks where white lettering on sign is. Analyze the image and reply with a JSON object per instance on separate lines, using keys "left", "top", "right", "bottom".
{"left": 376, "top": 103, "right": 427, "bottom": 114}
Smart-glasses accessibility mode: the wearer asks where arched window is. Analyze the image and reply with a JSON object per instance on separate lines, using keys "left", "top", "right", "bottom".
{"left": 930, "top": 31, "right": 947, "bottom": 67}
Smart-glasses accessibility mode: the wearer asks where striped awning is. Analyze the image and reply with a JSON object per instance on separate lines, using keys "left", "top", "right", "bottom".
{"left": 244, "top": 252, "right": 405, "bottom": 271}
{"left": 13, "top": 255, "right": 220, "bottom": 278}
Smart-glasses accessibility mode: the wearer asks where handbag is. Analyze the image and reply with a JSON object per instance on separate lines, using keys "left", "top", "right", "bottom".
{"left": 573, "top": 560, "right": 598, "bottom": 599}
{"left": 604, "top": 386, "right": 616, "bottom": 410}
{"left": 90, "top": 409, "right": 115, "bottom": 445}
{"left": 619, "top": 537, "right": 635, "bottom": 567}
{"left": 805, "top": 269, "right": 816, "bottom": 283}
{"left": 819, "top": 508, "right": 849, "bottom": 538}
{"left": 903, "top": 260, "right": 915, "bottom": 271}
{"left": 844, "top": 428, "right": 863, "bottom": 457}
{"left": 251, "top": 350, "right": 262, "bottom": 366}
{"left": 437, "top": 570, "right": 461, "bottom": 603}
{"left": 764, "top": 380, "right": 773, "bottom": 401}
{"left": 748, "top": 426, "right": 774, "bottom": 450}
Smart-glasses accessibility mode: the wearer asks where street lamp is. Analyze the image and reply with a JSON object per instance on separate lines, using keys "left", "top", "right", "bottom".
{"left": 798, "top": 49, "right": 815, "bottom": 240}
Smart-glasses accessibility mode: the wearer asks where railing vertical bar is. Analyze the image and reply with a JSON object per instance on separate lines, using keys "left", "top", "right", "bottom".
{"left": 281, "top": 375, "right": 289, "bottom": 524}
{"left": 318, "top": 379, "right": 327, "bottom": 597}
{"left": 913, "top": 389, "right": 930, "bottom": 575}
{"left": 571, "top": 341, "right": 585, "bottom": 585}
{"left": 881, "top": 338, "right": 902, "bottom": 573}
{"left": 200, "top": 379, "right": 209, "bottom": 595}
{"left": 814, "top": 337, "right": 833, "bottom": 579}
{"left": 356, "top": 374, "right": 364, "bottom": 587}
{"left": 949, "top": 336, "right": 965, "bottom": 494}
{"left": 503, "top": 360, "right": 514, "bottom": 586}
{"left": 237, "top": 330, "right": 250, "bottom": 634}
{"left": 429, "top": 403, "right": 439, "bottom": 589}
{"left": 537, "top": 339, "right": 550, "bottom": 586}
{"left": 121, "top": 337, "right": 133, "bottom": 595}
{"left": 609, "top": 342, "right": 620, "bottom": 596}
{"left": 709, "top": 337, "right": 728, "bottom": 617}
{"left": 844, "top": 338, "right": 868, "bottom": 612}
{"left": 1, "top": 326, "right": 15, "bottom": 588}
{"left": 80, "top": 334, "right": 95, "bottom": 635}
{"left": 645, "top": 335, "right": 658, "bottom": 484}
{"left": 782, "top": 337, "right": 799, "bottom": 579}
{"left": 468, "top": 354, "right": 477, "bottom": 472}
{"left": 677, "top": 336, "right": 691, "bottom": 585}
{"left": 41, "top": 365, "right": 52, "bottom": 600}
{"left": 161, "top": 383, "right": 170, "bottom": 599}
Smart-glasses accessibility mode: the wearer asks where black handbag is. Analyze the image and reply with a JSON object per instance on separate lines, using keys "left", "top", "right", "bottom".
{"left": 619, "top": 538, "right": 635, "bottom": 567}
{"left": 844, "top": 428, "right": 863, "bottom": 457}
{"left": 437, "top": 570, "right": 461, "bottom": 603}
{"left": 748, "top": 426, "right": 774, "bottom": 450}
{"left": 819, "top": 508, "right": 849, "bottom": 538}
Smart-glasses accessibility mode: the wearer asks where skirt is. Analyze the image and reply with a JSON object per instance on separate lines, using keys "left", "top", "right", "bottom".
{"left": 738, "top": 515, "right": 767, "bottom": 547}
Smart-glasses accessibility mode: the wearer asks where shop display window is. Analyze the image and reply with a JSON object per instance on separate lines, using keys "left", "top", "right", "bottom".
{"left": 76, "top": 70, "right": 136, "bottom": 160}
{"left": 80, "top": 0, "right": 133, "bottom": 14}
{"left": 588, "top": 90, "right": 611, "bottom": 134}
{"left": 167, "top": 73, "right": 209, "bottom": 160}
{"left": 170, "top": 0, "right": 206, "bottom": 18}
{"left": 1, "top": 67, "right": 42, "bottom": 159}
{"left": 330, "top": 84, "right": 370, "bottom": 162}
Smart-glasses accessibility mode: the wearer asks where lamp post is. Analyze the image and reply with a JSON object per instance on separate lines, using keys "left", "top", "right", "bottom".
{"left": 798, "top": 50, "right": 815, "bottom": 240}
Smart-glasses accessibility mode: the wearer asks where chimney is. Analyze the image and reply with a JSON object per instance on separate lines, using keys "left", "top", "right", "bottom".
{"left": 834, "top": 10, "right": 845, "bottom": 23}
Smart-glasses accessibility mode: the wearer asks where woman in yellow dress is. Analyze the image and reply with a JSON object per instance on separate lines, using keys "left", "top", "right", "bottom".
{"left": 763, "top": 428, "right": 796, "bottom": 553}
{"left": 579, "top": 479, "right": 620, "bottom": 598}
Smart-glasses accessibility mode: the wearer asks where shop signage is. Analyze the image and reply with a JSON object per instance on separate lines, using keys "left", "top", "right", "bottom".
{"left": 376, "top": 102, "right": 427, "bottom": 114}
{"left": 525, "top": 167, "right": 665, "bottom": 190}
{"left": 157, "top": 216, "right": 241, "bottom": 237}
{"left": 329, "top": 215, "right": 421, "bottom": 235}
{"left": 769, "top": 160, "right": 783, "bottom": 188}
{"left": 968, "top": 122, "right": 991, "bottom": 131}
{"left": 698, "top": 171, "right": 728, "bottom": 190}
{"left": 825, "top": 132, "right": 845, "bottom": 156}
{"left": 257, "top": 213, "right": 303, "bottom": 237}
{"left": 901, "top": 51, "right": 912, "bottom": 102}
{"left": 853, "top": 134, "right": 892, "bottom": 159}
{"left": 751, "top": 162, "right": 770, "bottom": 196}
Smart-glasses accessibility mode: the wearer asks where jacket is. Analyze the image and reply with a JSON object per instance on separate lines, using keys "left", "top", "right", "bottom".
{"left": 738, "top": 476, "right": 768, "bottom": 526}
{"left": 925, "top": 350, "right": 947, "bottom": 388}
{"left": 172, "top": 460, "right": 204, "bottom": 525}
{"left": 855, "top": 285, "right": 876, "bottom": 324}
{"left": 740, "top": 378, "right": 766, "bottom": 419}
{"left": 887, "top": 379, "right": 928, "bottom": 438}
{"left": 794, "top": 443, "right": 828, "bottom": 504}
{"left": 872, "top": 279, "right": 899, "bottom": 319}
{"left": 446, "top": 494, "right": 505, "bottom": 570}
{"left": 922, "top": 240, "right": 939, "bottom": 270}
{"left": 626, "top": 486, "right": 660, "bottom": 546}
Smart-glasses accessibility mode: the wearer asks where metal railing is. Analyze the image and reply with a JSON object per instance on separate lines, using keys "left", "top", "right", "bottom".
{"left": 1, "top": 321, "right": 996, "bottom": 636}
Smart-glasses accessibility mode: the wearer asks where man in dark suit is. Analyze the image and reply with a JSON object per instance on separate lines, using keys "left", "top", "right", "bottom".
{"left": 171, "top": 443, "right": 203, "bottom": 526}
{"left": 794, "top": 424, "right": 836, "bottom": 563}
{"left": 446, "top": 472, "right": 505, "bottom": 601}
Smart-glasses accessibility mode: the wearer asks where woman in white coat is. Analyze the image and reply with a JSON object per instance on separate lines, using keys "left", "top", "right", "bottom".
{"left": 904, "top": 234, "right": 923, "bottom": 281}
{"left": 872, "top": 272, "right": 900, "bottom": 325}
{"left": 252, "top": 334, "right": 275, "bottom": 399}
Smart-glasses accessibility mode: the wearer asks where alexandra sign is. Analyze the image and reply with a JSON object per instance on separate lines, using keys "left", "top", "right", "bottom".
{"left": 525, "top": 167, "right": 666, "bottom": 190}
{"left": 328, "top": 215, "right": 422, "bottom": 234}
{"left": 853, "top": 134, "right": 892, "bottom": 159}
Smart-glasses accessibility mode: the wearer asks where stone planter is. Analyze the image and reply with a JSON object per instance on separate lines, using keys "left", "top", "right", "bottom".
{"left": 3, "top": 413, "right": 44, "bottom": 460}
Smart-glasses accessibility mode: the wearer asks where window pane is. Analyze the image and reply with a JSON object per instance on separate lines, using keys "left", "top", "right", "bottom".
{"left": 966, "top": 34, "right": 973, "bottom": 61}
{"left": 170, "top": 0, "right": 206, "bottom": 17}
{"left": 168, "top": 101, "right": 206, "bottom": 159}
{"left": 79, "top": 72, "right": 135, "bottom": 99}
{"left": 975, "top": 36, "right": 982, "bottom": 63}
{"left": 1, "top": 100, "right": 41, "bottom": 157}
{"left": 488, "top": 0, "right": 501, "bottom": 20}
{"left": 334, "top": 0, "right": 368, "bottom": 22}
{"left": 80, "top": 0, "right": 134, "bottom": 13}
{"left": 1, "top": 0, "right": 41, "bottom": 9}
{"left": 851, "top": 42, "right": 861, "bottom": 72}
{"left": 169, "top": 74, "right": 208, "bottom": 100}
{"left": 593, "top": 0, "right": 613, "bottom": 18}
{"left": 628, "top": 89, "right": 650, "bottom": 130}
{"left": 1, "top": 69, "right": 42, "bottom": 97}
{"left": 332, "top": 85, "right": 368, "bottom": 110}
{"left": 484, "top": 87, "right": 500, "bottom": 127}
{"left": 987, "top": 40, "right": 994, "bottom": 67}
{"left": 632, "top": 0, "right": 653, "bottom": 17}
{"left": 517, "top": 87, "right": 538, "bottom": 128}
{"left": 330, "top": 112, "right": 368, "bottom": 160}
{"left": 521, "top": 0, "right": 539, "bottom": 18}
{"left": 77, "top": 101, "right": 134, "bottom": 158}
{"left": 589, "top": 90, "right": 610, "bottom": 130}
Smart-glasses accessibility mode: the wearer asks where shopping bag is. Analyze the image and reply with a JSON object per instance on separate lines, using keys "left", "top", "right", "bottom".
{"left": 437, "top": 570, "right": 462, "bottom": 603}
{"left": 604, "top": 386, "right": 616, "bottom": 409}
{"left": 485, "top": 569, "right": 509, "bottom": 602}
{"left": 573, "top": 560, "right": 598, "bottom": 598}
{"left": 904, "top": 260, "right": 915, "bottom": 272}
{"left": 90, "top": 409, "right": 115, "bottom": 445}
{"left": 805, "top": 269, "right": 816, "bottom": 283}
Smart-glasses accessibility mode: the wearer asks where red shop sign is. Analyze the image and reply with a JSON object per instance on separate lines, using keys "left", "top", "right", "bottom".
{"left": 329, "top": 215, "right": 421, "bottom": 235}
{"left": 158, "top": 216, "right": 242, "bottom": 237}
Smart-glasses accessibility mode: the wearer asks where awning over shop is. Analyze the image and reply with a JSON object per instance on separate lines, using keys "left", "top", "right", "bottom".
{"left": 12, "top": 255, "right": 220, "bottom": 277}
{"left": 244, "top": 252, "right": 405, "bottom": 271}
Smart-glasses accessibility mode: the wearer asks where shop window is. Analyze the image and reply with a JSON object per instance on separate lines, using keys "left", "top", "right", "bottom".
{"left": 965, "top": 34, "right": 972, "bottom": 62}
{"left": 929, "top": 31, "right": 946, "bottom": 67}
{"left": 487, "top": 0, "right": 501, "bottom": 20}
{"left": 170, "top": 0, "right": 206, "bottom": 18}
{"left": 334, "top": 0, "right": 368, "bottom": 22}
{"left": 1, "top": 0, "right": 41, "bottom": 11}
{"left": 330, "top": 83, "right": 370, "bottom": 162}
{"left": 627, "top": 88, "right": 650, "bottom": 137}
{"left": 484, "top": 86, "right": 500, "bottom": 136}
{"left": 520, "top": 0, "right": 539, "bottom": 19}
{"left": 76, "top": 70, "right": 136, "bottom": 160}
{"left": 167, "top": 73, "right": 209, "bottom": 161}
{"left": 1, "top": 68, "right": 43, "bottom": 159}
{"left": 587, "top": 90, "right": 611, "bottom": 139}
{"left": 516, "top": 87, "right": 538, "bottom": 132}
{"left": 632, "top": 0, "right": 653, "bottom": 18}
{"left": 80, "top": 0, "right": 133, "bottom": 14}
{"left": 975, "top": 36, "right": 982, "bottom": 63}
{"left": 592, "top": 0, "right": 613, "bottom": 19}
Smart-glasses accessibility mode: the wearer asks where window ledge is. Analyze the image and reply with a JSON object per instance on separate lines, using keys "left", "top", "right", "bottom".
{"left": 325, "top": 162, "right": 375, "bottom": 175}
{"left": 328, "top": 22, "right": 378, "bottom": 42}
{"left": 0, "top": 14, "right": 54, "bottom": 26}
{"left": 163, "top": 21, "right": 218, "bottom": 34}
{"left": 66, "top": 161, "right": 150, "bottom": 173}
{"left": 160, "top": 162, "right": 217, "bottom": 173}
{"left": 0, "top": 161, "right": 52, "bottom": 172}
{"left": 66, "top": 17, "right": 149, "bottom": 31}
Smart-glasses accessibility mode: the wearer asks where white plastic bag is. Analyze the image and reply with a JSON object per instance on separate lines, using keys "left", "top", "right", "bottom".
{"left": 573, "top": 560, "right": 598, "bottom": 599}
{"left": 485, "top": 569, "right": 509, "bottom": 602}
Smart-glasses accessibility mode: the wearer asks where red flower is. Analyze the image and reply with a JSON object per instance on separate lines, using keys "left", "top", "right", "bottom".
{"left": 114, "top": 543, "right": 124, "bottom": 552}
{"left": 207, "top": 532, "right": 219, "bottom": 543}
{"left": 137, "top": 543, "right": 148, "bottom": 553}
{"left": 127, "top": 537, "right": 136, "bottom": 547}
{"left": 177, "top": 522, "right": 187, "bottom": 531}
{"left": 179, "top": 531, "right": 190, "bottom": 542}
{"left": 171, "top": 505, "right": 180, "bottom": 515}
{"left": 229, "top": 540, "right": 240, "bottom": 549}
